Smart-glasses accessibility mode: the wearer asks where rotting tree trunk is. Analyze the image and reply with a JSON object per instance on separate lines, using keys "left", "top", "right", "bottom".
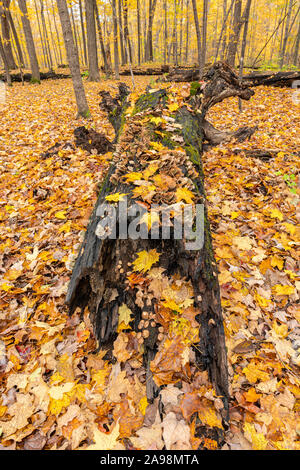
{"left": 66, "top": 63, "right": 256, "bottom": 447}
{"left": 163, "top": 65, "right": 300, "bottom": 87}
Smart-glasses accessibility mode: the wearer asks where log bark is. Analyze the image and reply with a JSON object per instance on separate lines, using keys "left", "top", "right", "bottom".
{"left": 243, "top": 70, "right": 300, "bottom": 87}
{"left": 163, "top": 65, "right": 300, "bottom": 87}
{"left": 66, "top": 63, "right": 255, "bottom": 446}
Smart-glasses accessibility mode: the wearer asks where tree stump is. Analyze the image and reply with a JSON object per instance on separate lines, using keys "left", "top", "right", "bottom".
{"left": 66, "top": 62, "right": 256, "bottom": 448}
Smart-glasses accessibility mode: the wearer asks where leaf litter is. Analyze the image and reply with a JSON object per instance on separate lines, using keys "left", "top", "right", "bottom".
{"left": 0, "top": 77, "right": 299, "bottom": 450}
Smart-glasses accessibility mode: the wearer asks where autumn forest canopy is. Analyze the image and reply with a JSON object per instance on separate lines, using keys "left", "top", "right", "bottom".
{"left": 0, "top": 0, "right": 300, "bottom": 80}
{"left": 0, "top": 0, "right": 299, "bottom": 454}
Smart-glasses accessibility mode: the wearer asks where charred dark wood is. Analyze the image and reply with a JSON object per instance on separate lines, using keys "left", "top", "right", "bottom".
{"left": 66, "top": 63, "right": 257, "bottom": 445}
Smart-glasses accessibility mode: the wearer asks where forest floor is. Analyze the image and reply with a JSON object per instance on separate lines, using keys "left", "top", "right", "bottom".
{"left": 0, "top": 76, "right": 299, "bottom": 450}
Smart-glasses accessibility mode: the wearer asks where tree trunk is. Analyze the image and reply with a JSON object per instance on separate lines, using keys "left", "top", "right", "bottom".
{"left": 70, "top": 4, "right": 80, "bottom": 62}
{"left": 137, "top": 0, "right": 141, "bottom": 65}
{"left": 78, "top": 0, "right": 88, "bottom": 66}
{"left": 7, "top": 8, "right": 25, "bottom": 67}
{"left": 66, "top": 63, "right": 257, "bottom": 446}
{"left": 226, "top": 0, "right": 242, "bottom": 67}
{"left": 0, "top": 0, "right": 16, "bottom": 69}
{"left": 145, "top": 0, "right": 158, "bottom": 62}
{"left": 0, "top": 35, "right": 12, "bottom": 85}
{"left": 201, "top": 0, "right": 209, "bottom": 75}
{"left": 280, "top": 0, "right": 294, "bottom": 68}
{"left": 40, "top": 0, "right": 54, "bottom": 70}
{"left": 94, "top": 0, "right": 110, "bottom": 76}
{"left": 33, "top": 0, "right": 47, "bottom": 69}
{"left": 191, "top": 0, "right": 202, "bottom": 75}
{"left": 238, "top": 0, "right": 252, "bottom": 112}
{"left": 163, "top": 0, "right": 167, "bottom": 65}
{"left": 118, "top": 0, "right": 126, "bottom": 65}
{"left": 51, "top": 0, "right": 63, "bottom": 65}
{"left": 18, "top": 0, "right": 40, "bottom": 82}
{"left": 85, "top": 0, "right": 100, "bottom": 81}
{"left": 293, "top": 17, "right": 300, "bottom": 66}
{"left": 56, "top": 0, "right": 89, "bottom": 117}
{"left": 172, "top": 0, "right": 178, "bottom": 65}
{"left": 111, "top": 0, "right": 120, "bottom": 79}
{"left": 46, "top": 2, "right": 59, "bottom": 67}
{"left": 185, "top": 0, "right": 190, "bottom": 63}
{"left": 214, "top": 0, "right": 234, "bottom": 63}
{"left": 123, "top": 0, "right": 132, "bottom": 63}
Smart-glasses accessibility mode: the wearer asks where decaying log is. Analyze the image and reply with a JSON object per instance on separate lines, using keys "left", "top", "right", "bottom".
{"left": 243, "top": 70, "right": 300, "bottom": 88}
{"left": 66, "top": 62, "right": 256, "bottom": 447}
{"left": 0, "top": 70, "right": 71, "bottom": 83}
{"left": 163, "top": 65, "right": 300, "bottom": 88}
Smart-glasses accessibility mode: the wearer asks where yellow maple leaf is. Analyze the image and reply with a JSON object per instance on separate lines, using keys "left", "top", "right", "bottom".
{"left": 271, "top": 254, "right": 284, "bottom": 270}
{"left": 138, "top": 396, "right": 148, "bottom": 415}
{"left": 273, "top": 284, "right": 295, "bottom": 296}
{"left": 132, "top": 249, "right": 160, "bottom": 273}
{"left": 269, "top": 208, "right": 283, "bottom": 221}
{"left": 244, "top": 422, "right": 268, "bottom": 450}
{"left": 272, "top": 321, "right": 288, "bottom": 338}
{"left": 143, "top": 162, "right": 159, "bottom": 180}
{"left": 176, "top": 187, "right": 194, "bottom": 204}
{"left": 168, "top": 102, "right": 179, "bottom": 112}
{"left": 242, "top": 363, "right": 269, "bottom": 384}
{"left": 244, "top": 388, "right": 261, "bottom": 403}
{"left": 87, "top": 423, "right": 120, "bottom": 450}
{"left": 49, "top": 386, "right": 72, "bottom": 416}
{"left": 282, "top": 223, "right": 296, "bottom": 235}
{"left": 163, "top": 298, "right": 182, "bottom": 312}
{"left": 132, "top": 184, "right": 156, "bottom": 201}
{"left": 232, "top": 236, "right": 254, "bottom": 251}
{"left": 105, "top": 193, "right": 128, "bottom": 203}
{"left": 150, "top": 116, "right": 164, "bottom": 125}
{"left": 117, "top": 304, "right": 133, "bottom": 332}
{"left": 150, "top": 141, "right": 165, "bottom": 152}
{"left": 139, "top": 210, "right": 160, "bottom": 230}
{"left": 55, "top": 210, "right": 67, "bottom": 220}
{"left": 92, "top": 366, "right": 110, "bottom": 392}
{"left": 255, "top": 291, "right": 271, "bottom": 308}
{"left": 58, "top": 221, "right": 72, "bottom": 233}
{"left": 198, "top": 405, "right": 223, "bottom": 429}
{"left": 124, "top": 172, "right": 143, "bottom": 183}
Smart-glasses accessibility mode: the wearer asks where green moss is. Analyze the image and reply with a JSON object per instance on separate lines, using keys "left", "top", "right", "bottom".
{"left": 184, "top": 144, "right": 200, "bottom": 166}
{"left": 133, "top": 89, "right": 167, "bottom": 115}
{"left": 30, "top": 78, "right": 40, "bottom": 84}
{"left": 190, "top": 81, "right": 201, "bottom": 96}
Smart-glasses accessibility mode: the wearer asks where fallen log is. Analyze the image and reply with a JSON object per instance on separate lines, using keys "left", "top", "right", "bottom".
{"left": 117, "top": 64, "right": 171, "bottom": 76}
{"left": 243, "top": 70, "right": 300, "bottom": 87}
{"left": 66, "top": 62, "right": 256, "bottom": 447}
{"left": 163, "top": 66, "right": 300, "bottom": 88}
{"left": 0, "top": 70, "right": 71, "bottom": 83}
